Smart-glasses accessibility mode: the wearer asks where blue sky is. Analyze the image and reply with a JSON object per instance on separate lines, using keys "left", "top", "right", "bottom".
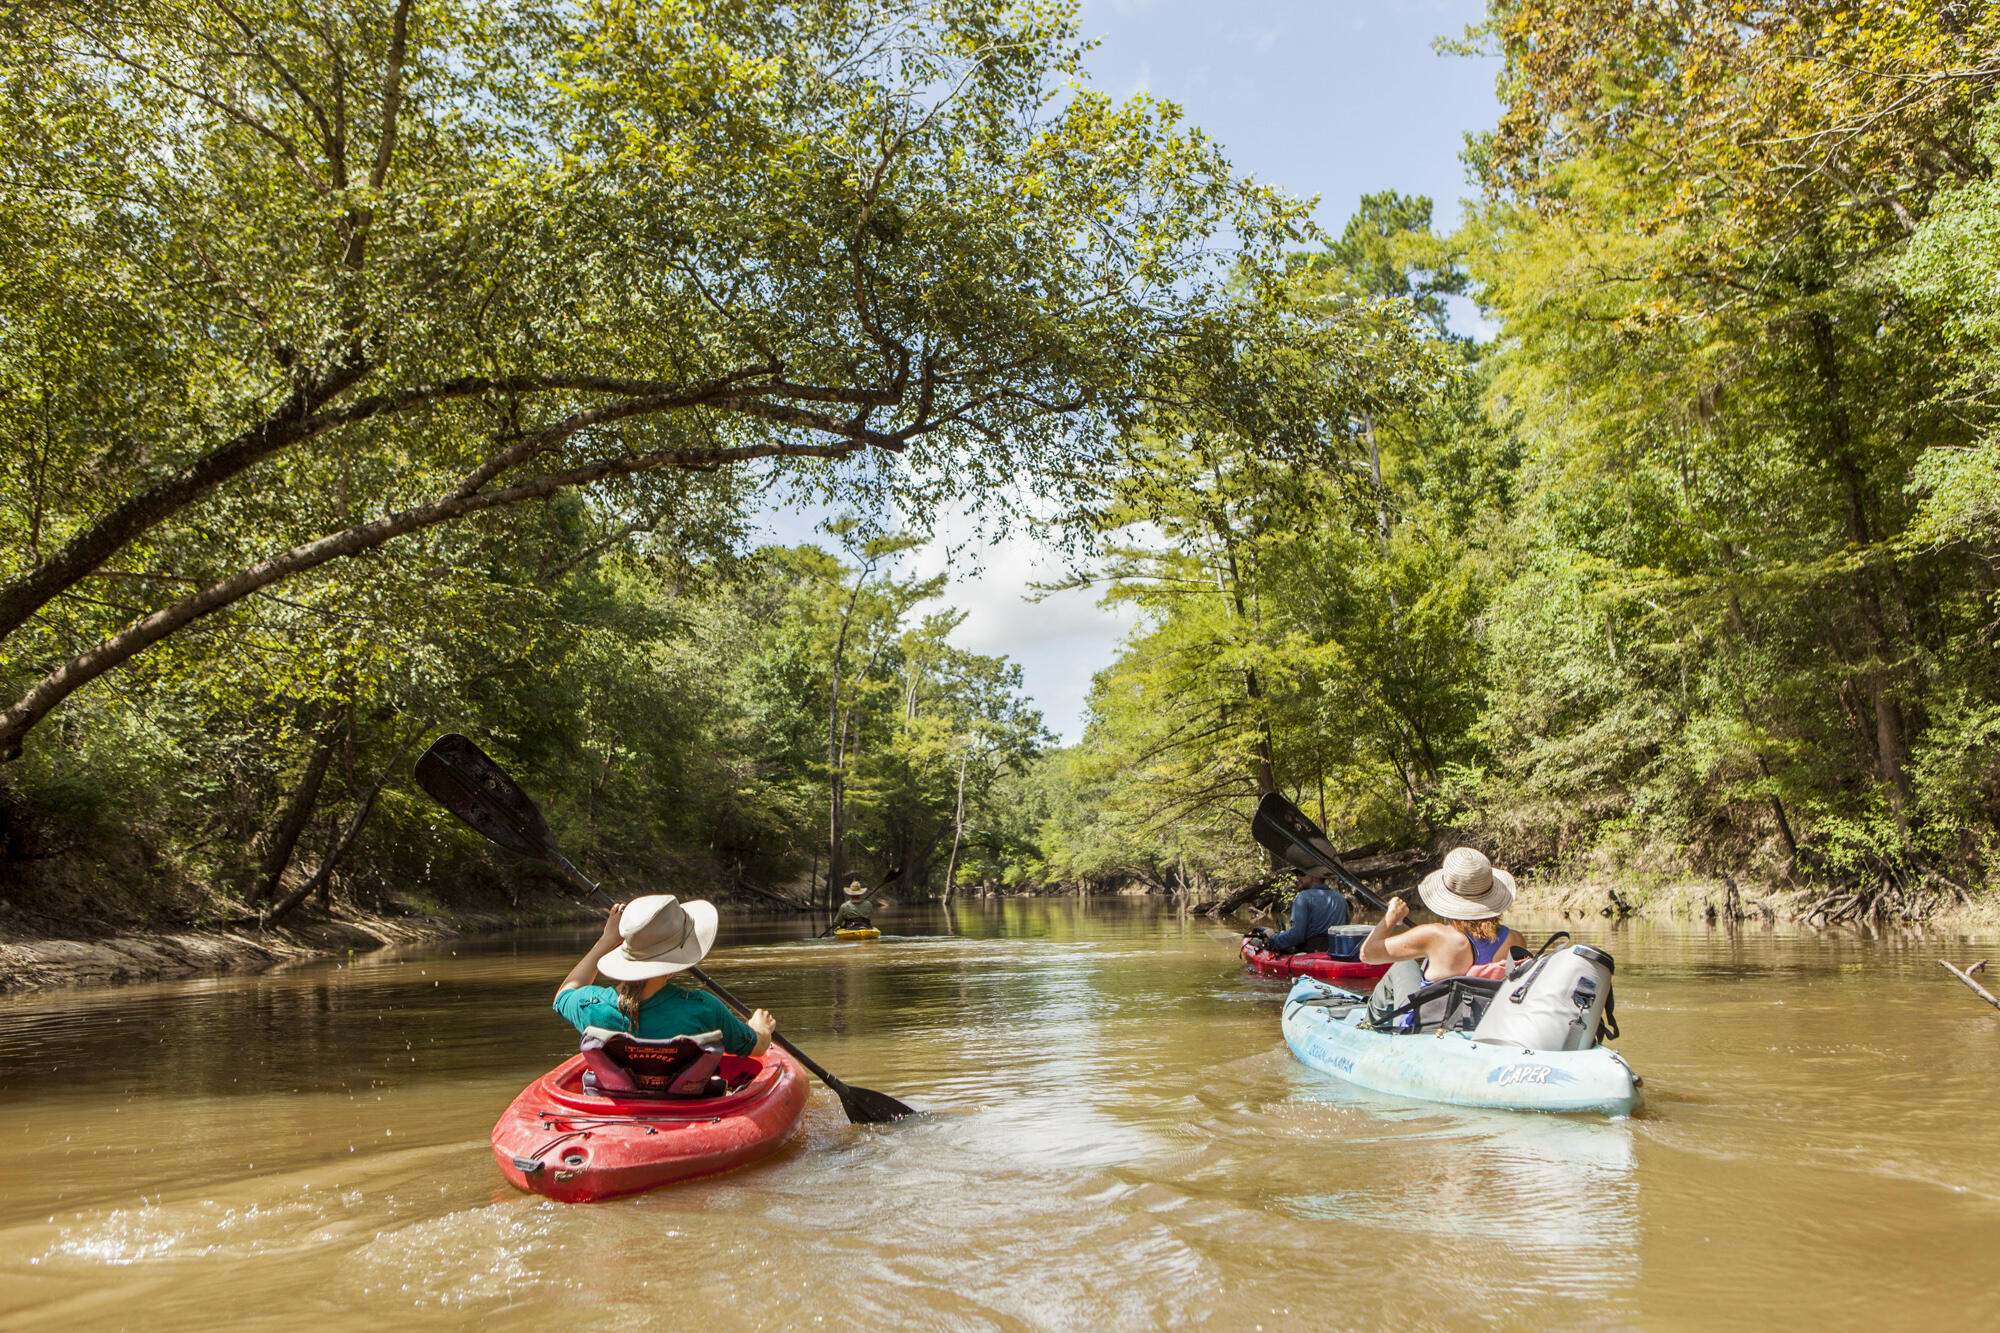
{"left": 754, "top": 1, "right": 1500, "bottom": 743}
{"left": 1079, "top": 0, "right": 1500, "bottom": 236}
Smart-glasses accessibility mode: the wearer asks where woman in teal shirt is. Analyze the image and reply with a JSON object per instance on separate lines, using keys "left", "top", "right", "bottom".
{"left": 553, "top": 895, "right": 776, "bottom": 1056}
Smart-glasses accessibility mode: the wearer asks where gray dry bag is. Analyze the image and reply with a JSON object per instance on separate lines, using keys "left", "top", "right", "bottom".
{"left": 1471, "top": 944, "right": 1616, "bottom": 1051}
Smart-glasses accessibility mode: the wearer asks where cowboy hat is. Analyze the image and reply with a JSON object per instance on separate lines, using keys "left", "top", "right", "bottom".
{"left": 842, "top": 879, "right": 870, "bottom": 898}
{"left": 597, "top": 894, "right": 719, "bottom": 981}
{"left": 1417, "top": 847, "right": 1516, "bottom": 921}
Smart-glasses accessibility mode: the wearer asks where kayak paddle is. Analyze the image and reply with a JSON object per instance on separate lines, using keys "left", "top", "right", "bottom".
{"left": 414, "top": 732, "right": 919, "bottom": 1125}
{"left": 1249, "top": 791, "right": 1391, "bottom": 913}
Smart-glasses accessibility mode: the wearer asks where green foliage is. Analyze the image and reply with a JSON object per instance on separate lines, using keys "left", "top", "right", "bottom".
{"left": 1041, "top": 4, "right": 2000, "bottom": 900}
{"left": 1037, "top": 198, "right": 1501, "bottom": 885}
{"left": 1453, "top": 0, "right": 2000, "bottom": 885}
{"left": 0, "top": 0, "right": 1336, "bottom": 925}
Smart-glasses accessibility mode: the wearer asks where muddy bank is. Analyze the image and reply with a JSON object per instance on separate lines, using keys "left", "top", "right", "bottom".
{"left": 0, "top": 899, "right": 600, "bottom": 996}
{"left": 1514, "top": 876, "right": 2000, "bottom": 928}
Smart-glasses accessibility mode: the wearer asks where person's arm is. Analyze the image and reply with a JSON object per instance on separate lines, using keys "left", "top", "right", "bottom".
{"left": 1360, "top": 897, "right": 1439, "bottom": 964}
{"left": 708, "top": 992, "right": 777, "bottom": 1055}
{"left": 555, "top": 903, "right": 625, "bottom": 1001}
{"left": 1266, "top": 892, "right": 1313, "bottom": 954}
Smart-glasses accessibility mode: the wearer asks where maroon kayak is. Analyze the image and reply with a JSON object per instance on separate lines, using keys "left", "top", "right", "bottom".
{"left": 1241, "top": 936, "right": 1390, "bottom": 984}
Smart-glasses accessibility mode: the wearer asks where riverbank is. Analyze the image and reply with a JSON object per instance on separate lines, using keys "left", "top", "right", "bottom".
{"left": 0, "top": 895, "right": 601, "bottom": 995}
{"left": 1195, "top": 867, "right": 2000, "bottom": 930}
{"left": 1488, "top": 875, "right": 2000, "bottom": 928}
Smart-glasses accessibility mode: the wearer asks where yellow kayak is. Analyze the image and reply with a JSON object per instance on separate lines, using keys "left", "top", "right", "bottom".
{"left": 833, "top": 927, "right": 881, "bottom": 941}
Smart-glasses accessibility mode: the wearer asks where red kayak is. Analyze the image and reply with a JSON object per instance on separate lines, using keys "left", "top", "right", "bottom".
{"left": 492, "top": 1047, "right": 808, "bottom": 1203}
{"left": 1241, "top": 936, "right": 1390, "bottom": 984}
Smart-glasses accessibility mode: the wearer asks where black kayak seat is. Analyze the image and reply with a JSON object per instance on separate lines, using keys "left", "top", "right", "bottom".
{"left": 1376, "top": 975, "right": 1505, "bottom": 1035}
{"left": 579, "top": 1027, "right": 726, "bottom": 1097}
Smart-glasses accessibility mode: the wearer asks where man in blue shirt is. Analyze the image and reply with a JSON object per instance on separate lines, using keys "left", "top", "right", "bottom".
{"left": 1261, "top": 868, "right": 1351, "bottom": 955}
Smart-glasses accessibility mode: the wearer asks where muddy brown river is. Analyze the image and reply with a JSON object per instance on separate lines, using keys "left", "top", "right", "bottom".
{"left": 2, "top": 900, "right": 1997, "bottom": 1328}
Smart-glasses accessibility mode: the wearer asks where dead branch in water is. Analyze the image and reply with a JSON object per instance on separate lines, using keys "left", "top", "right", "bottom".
{"left": 1938, "top": 960, "right": 2000, "bottom": 1012}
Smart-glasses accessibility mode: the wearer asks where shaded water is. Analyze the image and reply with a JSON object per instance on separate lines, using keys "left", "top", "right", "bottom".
{"left": 2, "top": 900, "right": 1998, "bottom": 1328}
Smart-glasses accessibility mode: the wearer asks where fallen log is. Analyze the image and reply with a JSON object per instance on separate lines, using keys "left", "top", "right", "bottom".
{"left": 1939, "top": 959, "right": 2000, "bottom": 1013}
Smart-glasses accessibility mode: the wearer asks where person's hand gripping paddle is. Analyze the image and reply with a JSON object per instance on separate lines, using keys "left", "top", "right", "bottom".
{"left": 414, "top": 733, "right": 918, "bottom": 1124}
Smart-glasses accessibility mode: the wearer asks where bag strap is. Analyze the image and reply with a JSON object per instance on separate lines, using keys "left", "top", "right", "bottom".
{"left": 1507, "top": 954, "right": 1553, "bottom": 1004}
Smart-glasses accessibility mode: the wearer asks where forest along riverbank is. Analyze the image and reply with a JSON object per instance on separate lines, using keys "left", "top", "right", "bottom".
{"left": 2, "top": 899, "right": 1998, "bottom": 1327}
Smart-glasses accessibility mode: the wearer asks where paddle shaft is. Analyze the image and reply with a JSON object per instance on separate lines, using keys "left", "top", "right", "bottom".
{"left": 1324, "top": 863, "right": 1390, "bottom": 914}
{"left": 543, "top": 851, "right": 852, "bottom": 1094}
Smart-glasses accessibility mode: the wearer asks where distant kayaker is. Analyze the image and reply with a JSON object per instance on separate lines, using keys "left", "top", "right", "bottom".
{"left": 831, "top": 878, "right": 875, "bottom": 931}
{"left": 554, "top": 895, "right": 775, "bottom": 1056}
{"left": 1360, "top": 846, "right": 1520, "bottom": 982}
{"left": 1258, "top": 868, "right": 1351, "bottom": 955}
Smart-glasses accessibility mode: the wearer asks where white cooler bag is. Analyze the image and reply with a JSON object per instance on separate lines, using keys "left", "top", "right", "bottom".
{"left": 1472, "top": 944, "right": 1616, "bottom": 1051}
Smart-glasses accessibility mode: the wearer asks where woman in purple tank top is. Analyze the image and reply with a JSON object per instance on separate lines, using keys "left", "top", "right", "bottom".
{"left": 1359, "top": 846, "right": 1520, "bottom": 981}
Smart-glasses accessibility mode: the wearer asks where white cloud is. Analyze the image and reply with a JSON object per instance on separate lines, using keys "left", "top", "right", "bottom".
{"left": 745, "top": 499, "right": 1142, "bottom": 744}
{"left": 906, "top": 521, "right": 1141, "bottom": 744}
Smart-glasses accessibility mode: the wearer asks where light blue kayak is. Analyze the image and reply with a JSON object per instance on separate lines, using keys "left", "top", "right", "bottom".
{"left": 1281, "top": 978, "right": 1643, "bottom": 1117}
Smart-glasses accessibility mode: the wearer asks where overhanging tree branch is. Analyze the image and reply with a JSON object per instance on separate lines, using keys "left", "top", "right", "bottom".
{"left": 0, "top": 423, "right": 879, "bottom": 759}
{"left": 0, "top": 360, "right": 822, "bottom": 642}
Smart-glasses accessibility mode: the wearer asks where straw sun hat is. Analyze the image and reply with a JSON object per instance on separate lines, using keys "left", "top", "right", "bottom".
{"left": 1417, "top": 847, "right": 1517, "bottom": 921}
{"left": 842, "top": 879, "right": 870, "bottom": 898}
{"left": 597, "top": 894, "right": 719, "bottom": 981}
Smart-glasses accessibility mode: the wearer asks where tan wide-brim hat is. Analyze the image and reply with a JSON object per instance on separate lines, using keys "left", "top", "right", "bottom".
{"left": 598, "top": 894, "right": 718, "bottom": 981}
{"left": 842, "top": 880, "right": 870, "bottom": 898}
{"left": 1417, "top": 847, "right": 1516, "bottom": 921}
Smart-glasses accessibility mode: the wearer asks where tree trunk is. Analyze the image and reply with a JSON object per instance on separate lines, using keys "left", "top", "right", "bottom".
{"left": 0, "top": 356, "right": 371, "bottom": 643}
{"left": 249, "top": 716, "right": 343, "bottom": 905}
{"left": 0, "top": 419, "right": 871, "bottom": 761}
{"left": 942, "top": 745, "right": 970, "bottom": 908}
{"left": 1212, "top": 514, "right": 1278, "bottom": 799}
{"left": 264, "top": 738, "right": 401, "bottom": 926}
{"left": 1805, "top": 307, "right": 1914, "bottom": 833}
{"left": 824, "top": 557, "right": 878, "bottom": 910}
{"left": 1720, "top": 583, "right": 1802, "bottom": 871}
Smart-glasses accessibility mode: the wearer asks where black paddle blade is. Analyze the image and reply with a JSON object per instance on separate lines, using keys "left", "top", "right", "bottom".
{"left": 832, "top": 1080, "right": 922, "bottom": 1125}
{"left": 1251, "top": 791, "right": 1341, "bottom": 872}
{"left": 414, "top": 733, "right": 555, "bottom": 860}
{"left": 1250, "top": 792, "right": 1389, "bottom": 911}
